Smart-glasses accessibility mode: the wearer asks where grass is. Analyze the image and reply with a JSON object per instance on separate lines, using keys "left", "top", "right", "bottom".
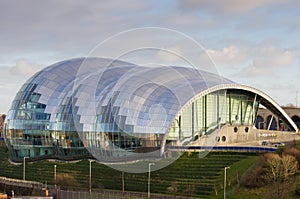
{"left": 0, "top": 146, "right": 261, "bottom": 198}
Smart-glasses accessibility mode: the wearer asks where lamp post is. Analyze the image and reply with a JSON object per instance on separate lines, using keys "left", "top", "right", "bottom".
{"left": 54, "top": 165, "right": 57, "bottom": 184}
{"left": 148, "top": 163, "right": 155, "bottom": 198}
{"left": 54, "top": 164, "right": 57, "bottom": 198}
{"left": 224, "top": 166, "right": 230, "bottom": 199}
{"left": 23, "top": 157, "right": 28, "bottom": 180}
{"left": 122, "top": 171, "right": 125, "bottom": 194}
{"left": 89, "top": 160, "right": 94, "bottom": 193}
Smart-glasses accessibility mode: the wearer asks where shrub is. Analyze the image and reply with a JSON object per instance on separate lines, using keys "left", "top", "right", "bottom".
{"left": 56, "top": 173, "right": 78, "bottom": 189}
{"left": 264, "top": 153, "right": 298, "bottom": 199}
{"left": 167, "top": 181, "right": 178, "bottom": 193}
{"left": 276, "top": 146, "right": 286, "bottom": 156}
{"left": 295, "top": 182, "right": 300, "bottom": 195}
{"left": 240, "top": 164, "right": 265, "bottom": 188}
{"left": 283, "top": 147, "right": 300, "bottom": 168}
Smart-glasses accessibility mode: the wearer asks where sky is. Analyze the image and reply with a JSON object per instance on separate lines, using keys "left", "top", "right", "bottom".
{"left": 0, "top": 0, "right": 300, "bottom": 114}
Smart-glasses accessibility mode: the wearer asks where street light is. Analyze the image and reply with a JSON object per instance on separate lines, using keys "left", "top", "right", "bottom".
{"left": 89, "top": 160, "right": 94, "bottom": 193}
{"left": 54, "top": 165, "right": 57, "bottom": 184}
{"left": 23, "top": 157, "right": 28, "bottom": 180}
{"left": 122, "top": 171, "right": 125, "bottom": 194}
{"left": 54, "top": 164, "right": 57, "bottom": 198}
{"left": 148, "top": 163, "right": 155, "bottom": 198}
{"left": 224, "top": 166, "right": 230, "bottom": 199}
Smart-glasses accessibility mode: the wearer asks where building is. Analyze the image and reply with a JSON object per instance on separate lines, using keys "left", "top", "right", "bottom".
{"left": 257, "top": 107, "right": 300, "bottom": 130}
{"left": 3, "top": 57, "right": 298, "bottom": 163}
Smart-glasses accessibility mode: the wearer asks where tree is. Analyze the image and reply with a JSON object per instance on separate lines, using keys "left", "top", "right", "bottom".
{"left": 283, "top": 147, "right": 300, "bottom": 168}
{"left": 264, "top": 153, "right": 298, "bottom": 199}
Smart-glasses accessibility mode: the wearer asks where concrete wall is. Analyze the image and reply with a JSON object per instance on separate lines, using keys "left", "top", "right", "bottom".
{"left": 193, "top": 124, "right": 300, "bottom": 147}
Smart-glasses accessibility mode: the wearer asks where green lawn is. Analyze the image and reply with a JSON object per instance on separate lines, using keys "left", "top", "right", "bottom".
{"left": 0, "top": 146, "right": 261, "bottom": 198}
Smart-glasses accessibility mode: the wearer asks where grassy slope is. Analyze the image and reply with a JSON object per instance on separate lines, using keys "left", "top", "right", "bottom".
{"left": 0, "top": 146, "right": 260, "bottom": 198}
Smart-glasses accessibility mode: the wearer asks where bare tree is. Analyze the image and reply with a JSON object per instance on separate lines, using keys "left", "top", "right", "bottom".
{"left": 265, "top": 153, "right": 298, "bottom": 199}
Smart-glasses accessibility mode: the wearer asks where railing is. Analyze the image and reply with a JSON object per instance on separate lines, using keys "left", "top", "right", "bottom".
{"left": 60, "top": 189, "right": 199, "bottom": 199}
{"left": 0, "top": 176, "right": 199, "bottom": 199}
{"left": 167, "top": 145, "right": 277, "bottom": 152}
{"left": 9, "top": 138, "right": 54, "bottom": 147}
{"left": 0, "top": 176, "right": 44, "bottom": 189}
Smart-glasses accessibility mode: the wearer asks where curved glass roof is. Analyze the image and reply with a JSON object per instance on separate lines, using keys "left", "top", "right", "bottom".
{"left": 7, "top": 57, "right": 234, "bottom": 136}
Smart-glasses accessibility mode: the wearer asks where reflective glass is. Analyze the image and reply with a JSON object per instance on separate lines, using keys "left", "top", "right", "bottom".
{"left": 4, "top": 57, "right": 235, "bottom": 162}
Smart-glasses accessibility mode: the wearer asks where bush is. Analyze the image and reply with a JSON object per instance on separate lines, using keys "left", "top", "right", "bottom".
{"left": 167, "top": 181, "right": 178, "bottom": 193}
{"left": 56, "top": 173, "right": 78, "bottom": 189}
{"left": 296, "top": 182, "right": 300, "bottom": 195}
{"left": 283, "top": 147, "right": 300, "bottom": 167}
{"left": 276, "top": 146, "right": 286, "bottom": 156}
{"left": 240, "top": 164, "right": 265, "bottom": 188}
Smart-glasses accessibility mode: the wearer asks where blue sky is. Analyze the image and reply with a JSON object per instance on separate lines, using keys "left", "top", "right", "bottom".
{"left": 0, "top": 0, "right": 299, "bottom": 113}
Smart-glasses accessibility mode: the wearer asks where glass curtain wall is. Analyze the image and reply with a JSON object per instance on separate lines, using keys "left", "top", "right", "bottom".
{"left": 5, "top": 83, "right": 89, "bottom": 161}
{"left": 167, "top": 90, "right": 259, "bottom": 145}
{"left": 6, "top": 87, "right": 259, "bottom": 161}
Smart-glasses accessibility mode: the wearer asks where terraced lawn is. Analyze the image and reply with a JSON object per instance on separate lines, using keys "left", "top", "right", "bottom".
{"left": 0, "top": 146, "right": 259, "bottom": 198}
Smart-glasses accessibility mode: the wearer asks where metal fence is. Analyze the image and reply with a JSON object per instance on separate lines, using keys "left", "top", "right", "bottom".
{"left": 168, "top": 145, "right": 277, "bottom": 152}
{"left": 60, "top": 190, "right": 132, "bottom": 199}
{"left": 0, "top": 176, "right": 198, "bottom": 199}
{"left": 0, "top": 176, "right": 43, "bottom": 189}
{"left": 60, "top": 190, "right": 198, "bottom": 199}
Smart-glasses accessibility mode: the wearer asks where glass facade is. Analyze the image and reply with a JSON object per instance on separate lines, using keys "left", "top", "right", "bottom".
{"left": 5, "top": 57, "right": 265, "bottom": 163}
{"left": 167, "top": 90, "right": 259, "bottom": 145}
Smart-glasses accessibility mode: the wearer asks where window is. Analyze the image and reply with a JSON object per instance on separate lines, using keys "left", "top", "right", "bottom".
{"left": 222, "top": 136, "right": 226, "bottom": 142}
{"left": 234, "top": 127, "right": 238, "bottom": 133}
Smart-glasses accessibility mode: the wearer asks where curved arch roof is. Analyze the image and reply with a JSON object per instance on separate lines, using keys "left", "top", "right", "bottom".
{"left": 8, "top": 57, "right": 234, "bottom": 135}
{"left": 8, "top": 57, "right": 297, "bottom": 137}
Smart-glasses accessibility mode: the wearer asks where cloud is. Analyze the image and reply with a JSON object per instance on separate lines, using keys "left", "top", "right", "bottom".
{"left": 0, "top": 0, "right": 299, "bottom": 111}
{"left": 180, "top": 0, "right": 287, "bottom": 15}
{"left": 0, "top": 1, "right": 151, "bottom": 56}
{"left": 206, "top": 45, "right": 248, "bottom": 65}
{"left": 246, "top": 47, "right": 297, "bottom": 76}
{"left": 234, "top": 46, "right": 298, "bottom": 78}
{"left": 162, "top": 12, "right": 215, "bottom": 29}
{"left": 202, "top": 45, "right": 298, "bottom": 80}
{"left": 10, "top": 60, "right": 44, "bottom": 76}
{"left": 256, "top": 47, "right": 297, "bottom": 65}
{"left": 0, "top": 66, "right": 30, "bottom": 114}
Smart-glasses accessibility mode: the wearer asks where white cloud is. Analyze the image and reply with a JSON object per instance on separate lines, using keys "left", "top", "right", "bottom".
{"left": 0, "top": 0, "right": 299, "bottom": 111}
{"left": 0, "top": 67, "right": 29, "bottom": 114}
{"left": 10, "top": 60, "right": 44, "bottom": 76}
{"left": 206, "top": 45, "right": 248, "bottom": 65}
{"left": 205, "top": 45, "right": 298, "bottom": 76}
{"left": 0, "top": 0, "right": 151, "bottom": 56}
{"left": 254, "top": 47, "right": 296, "bottom": 67}
{"left": 199, "top": 44, "right": 299, "bottom": 98}
{"left": 246, "top": 47, "right": 297, "bottom": 76}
